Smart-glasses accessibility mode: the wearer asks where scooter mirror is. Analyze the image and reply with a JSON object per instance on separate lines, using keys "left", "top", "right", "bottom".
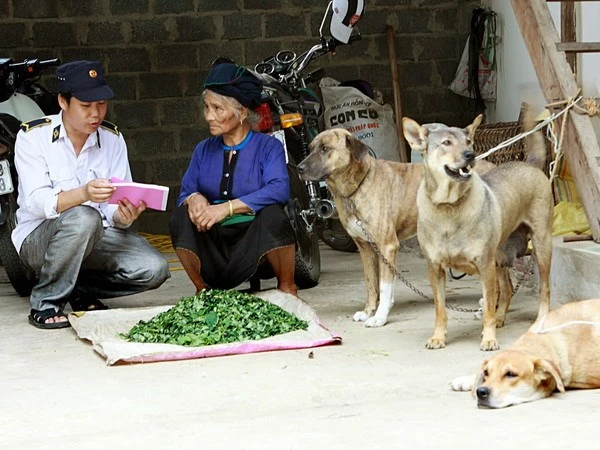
{"left": 318, "top": 1, "right": 333, "bottom": 39}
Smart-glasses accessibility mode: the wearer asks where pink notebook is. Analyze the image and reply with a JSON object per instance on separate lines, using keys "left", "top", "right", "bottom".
{"left": 108, "top": 178, "right": 169, "bottom": 211}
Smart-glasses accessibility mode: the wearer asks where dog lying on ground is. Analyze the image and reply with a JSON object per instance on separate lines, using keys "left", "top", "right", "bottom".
{"left": 451, "top": 299, "right": 600, "bottom": 408}
{"left": 402, "top": 109, "right": 554, "bottom": 350}
{"left": 296, "top": 128, "right": 492, "bottom": 327}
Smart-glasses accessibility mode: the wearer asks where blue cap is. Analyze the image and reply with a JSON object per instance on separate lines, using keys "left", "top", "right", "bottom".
{"left": 203, "top": 63, "right": 263, "bottom": 109}
{"left": 56, "top": 60, "right": 114, "bottom": 102}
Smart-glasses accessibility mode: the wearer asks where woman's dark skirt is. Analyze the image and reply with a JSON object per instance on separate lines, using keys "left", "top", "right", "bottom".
{"left": 169, "top": 203, "right": 295, "bottom": 289}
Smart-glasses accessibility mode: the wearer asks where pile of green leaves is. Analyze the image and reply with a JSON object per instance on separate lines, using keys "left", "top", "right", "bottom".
{"left": 120, "top": 289, "right": 308, "bottom": 346}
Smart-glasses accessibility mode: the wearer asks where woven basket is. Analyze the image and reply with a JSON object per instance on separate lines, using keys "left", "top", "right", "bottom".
{"left": 474, "top": 121, "right": 553, "bottom": 176}
{"left": 474, "top": 121, "right": 526, "bottom": 164}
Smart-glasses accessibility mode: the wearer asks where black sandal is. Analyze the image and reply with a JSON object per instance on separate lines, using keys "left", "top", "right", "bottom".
{"left": 28, "top": 309, "right": 71, "bottom": 329}
{"left": 69, "top": 297, "right": 108, "bottom": 312}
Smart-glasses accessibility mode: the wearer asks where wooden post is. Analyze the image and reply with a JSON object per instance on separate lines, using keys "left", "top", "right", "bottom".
{"left": 561, "top": 1, "right": 577, "bottom": 73}
{"left": 386, "top": 25, "right": 409, "bottom": 163}
{"left": 510, "top": 0, "right": 600, "bottom": 242}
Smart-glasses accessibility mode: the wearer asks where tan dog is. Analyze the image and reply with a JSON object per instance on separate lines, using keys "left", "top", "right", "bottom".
{"left": 451, "top": 299, "right": 600, "bottom": 408}
{"left": 402, "top": 113, "right": 554, "bottom": 351}
{"left": 297, "top": 129, "right": 422, "bottom": 327}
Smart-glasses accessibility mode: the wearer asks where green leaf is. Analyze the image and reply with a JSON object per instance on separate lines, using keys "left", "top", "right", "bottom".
{"left": 120, "top": 289, "right": 308, "bottom": 347}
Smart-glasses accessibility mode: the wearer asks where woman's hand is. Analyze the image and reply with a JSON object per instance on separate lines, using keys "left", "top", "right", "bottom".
{"left": 114, "top": 198, "right": 146, "bottom": 226}
{"left": 188, "top": 194, "right": 229, "bottom": 232}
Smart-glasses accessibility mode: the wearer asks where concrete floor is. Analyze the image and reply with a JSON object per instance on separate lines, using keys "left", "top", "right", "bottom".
{"left": 1, "top": 242, "right": 598, "bottom": 449}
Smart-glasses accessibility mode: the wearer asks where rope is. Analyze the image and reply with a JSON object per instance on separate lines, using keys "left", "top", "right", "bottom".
{"left": 533, "top": 318, "right": 600, "bottom": 335}
{"left": 475, "top": 95, "right": 583, "bottom": 161}
{"left": 574, "top": 97, "right": 600, "bottom": 117}
{"left": 549, "top": 112, "right": 569, "bottom": 182}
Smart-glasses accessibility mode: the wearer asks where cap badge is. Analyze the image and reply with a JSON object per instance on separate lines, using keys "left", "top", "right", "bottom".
{"left": 89, "top": 69, "right": 98, "bottom": 78}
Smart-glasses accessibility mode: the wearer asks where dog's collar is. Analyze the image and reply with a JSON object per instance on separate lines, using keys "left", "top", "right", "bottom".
{"left": 341, "top": 165, "right": 371, "bottom": 199}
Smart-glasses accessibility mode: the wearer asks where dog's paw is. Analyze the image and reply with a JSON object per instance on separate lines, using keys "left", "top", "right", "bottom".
{"left": 426, "top": 337, "right": 446, "bottom": 349}
{"left": 450, "top": 375, "right": 474, "bottom": 392}
{"left": 353, "top": 311, "right": 370, "bottom": 322}
{"left": 480, "top": 339, "right": 499, "bottom": 351}
{"left": 364, "top": 316, "right": 387, "bottom": 327}
{"left": 496, "top": 317, "right": 505, "bottom": 328}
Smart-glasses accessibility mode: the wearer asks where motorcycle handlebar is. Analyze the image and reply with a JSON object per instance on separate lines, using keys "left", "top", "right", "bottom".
{"left": 6, "top": 58, "right": 61, "bottom": 81}
{"left": 8, "top": 58, "right": 61, "bottom": 69}
{"left": 289, "top": 33, "right": 361, "bottom": 80}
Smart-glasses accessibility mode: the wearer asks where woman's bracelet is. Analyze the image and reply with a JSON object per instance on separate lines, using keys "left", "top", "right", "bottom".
{"left": 228, "top": 200, "right": 234, "bottom": 217}
{"left": 185, "top": 192, "right": 198, "bottom": 205}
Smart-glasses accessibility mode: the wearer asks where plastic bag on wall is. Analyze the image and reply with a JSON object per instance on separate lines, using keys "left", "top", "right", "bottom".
{"left": 449, "top": 8, "right": 499, "bottom": 107}
{"left": 319, "top": 77, "right": 401, "bottom": 162}
{"left": 449, "top": 35, "right": 497, "bottom": 101}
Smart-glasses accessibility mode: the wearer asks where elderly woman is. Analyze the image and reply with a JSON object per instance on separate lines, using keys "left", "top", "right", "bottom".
{"left": 169, "top": 63, "right": 297, "bottom": 296}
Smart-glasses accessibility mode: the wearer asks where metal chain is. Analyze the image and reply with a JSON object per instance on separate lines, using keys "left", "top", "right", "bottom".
{"left": 510, "top": 254, "right": 535, "bottom": 296}
{"left": 345, "top": 198, "right": 533, "bottom": 314}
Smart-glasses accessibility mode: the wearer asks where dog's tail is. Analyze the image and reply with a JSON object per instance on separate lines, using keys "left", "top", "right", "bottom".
{"left": 520, "top": 102, "right": 547, "bottom": 172}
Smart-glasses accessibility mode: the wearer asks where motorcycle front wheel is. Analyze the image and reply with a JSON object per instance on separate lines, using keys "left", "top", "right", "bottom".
{"left": 0, "top": 194, "right": 35, "bottom": 296}
{"left": 286, "top": 164, "right": 320, "bottom": 289}
{"left": 318, "top": 218, "right": 358, "bottom": 253}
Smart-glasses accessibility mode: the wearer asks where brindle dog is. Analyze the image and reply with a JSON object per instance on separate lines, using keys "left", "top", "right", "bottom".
{"left": 298, "top": 129, "right": 422, "bottom": 327}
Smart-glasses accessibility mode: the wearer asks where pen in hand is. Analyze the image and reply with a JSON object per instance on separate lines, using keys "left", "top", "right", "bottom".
{"left": 84, "top": 173, "right": 116, "bottom": 203}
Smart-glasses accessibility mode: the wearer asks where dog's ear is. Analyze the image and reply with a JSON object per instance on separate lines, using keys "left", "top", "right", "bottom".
{"left": 346, "top": 133, "right": 370, "bottom": 161}
{"left": 402, "top": 117, "right": 429, "bottom": 153}
{"left": 465, "top": 114, "right": 484, "bottom": 140}
{"left": 534, "top": 358, "right": 565, "bottom": 393}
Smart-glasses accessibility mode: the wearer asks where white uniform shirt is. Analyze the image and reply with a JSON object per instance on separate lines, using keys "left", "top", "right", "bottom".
{"left": 12, "top": 112, "right": 132, "bottom": 252}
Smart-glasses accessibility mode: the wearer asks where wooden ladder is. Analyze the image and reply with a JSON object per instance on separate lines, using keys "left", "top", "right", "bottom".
{"left": 510, "top": 0, "right": 600, "bottom": 242}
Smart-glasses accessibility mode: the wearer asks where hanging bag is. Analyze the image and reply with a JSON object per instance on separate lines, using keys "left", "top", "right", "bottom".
{"left": 449, "top": 8, "right": 499, "bottom": 109}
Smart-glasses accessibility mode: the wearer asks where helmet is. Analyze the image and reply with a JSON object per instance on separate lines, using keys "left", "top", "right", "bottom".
{"left": 330, "top": 0, "right": 364, "bottom": 44}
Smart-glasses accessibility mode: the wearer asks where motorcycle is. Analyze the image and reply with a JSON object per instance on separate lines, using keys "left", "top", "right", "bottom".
{"left": 246, "top": 1, "right": 363, "bottom": 288}
{"left": 0, "top": 57, "right": 61, "bottom": 296}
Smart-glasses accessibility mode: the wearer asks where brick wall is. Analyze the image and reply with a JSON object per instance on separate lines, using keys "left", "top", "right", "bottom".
{"left": 0, "top": 0, "right": 480, "bottom": 233}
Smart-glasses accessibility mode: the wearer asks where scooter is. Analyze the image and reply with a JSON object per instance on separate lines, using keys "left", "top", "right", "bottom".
{"left": 0, "top": 57, "right": 61, "bottom": 296}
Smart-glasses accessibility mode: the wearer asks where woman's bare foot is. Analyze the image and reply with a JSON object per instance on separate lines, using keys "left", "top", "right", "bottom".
{"left": 277, "top": 283, "right": 298, "bottom": 297}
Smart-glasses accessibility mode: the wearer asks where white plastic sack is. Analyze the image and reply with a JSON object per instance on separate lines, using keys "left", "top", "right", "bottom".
{"left": 319, "top": 77, "right": 401, "bottom": 162}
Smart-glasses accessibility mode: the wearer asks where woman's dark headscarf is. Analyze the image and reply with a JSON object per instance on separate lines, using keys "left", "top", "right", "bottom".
{"left": 203, "top": 63, "right": 263, "bottom": 109}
